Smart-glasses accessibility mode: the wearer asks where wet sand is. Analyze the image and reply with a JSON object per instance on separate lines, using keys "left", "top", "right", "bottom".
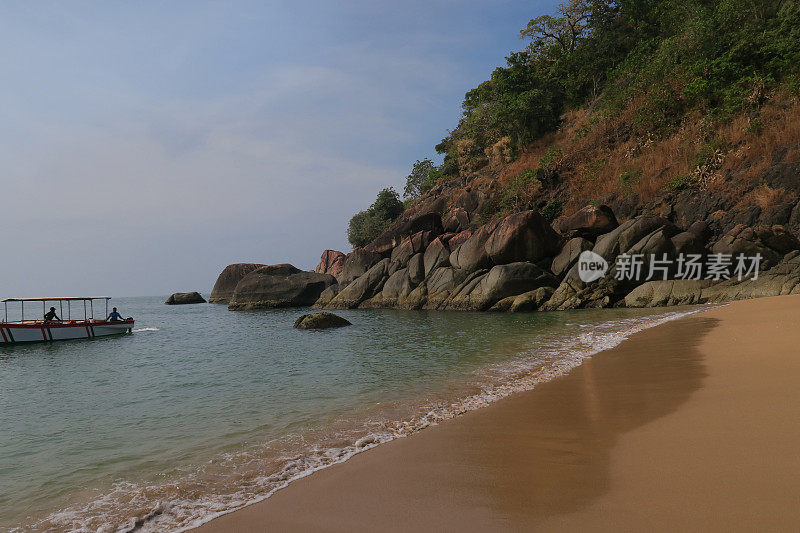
{"left": 196, "top": 295, "right": 800, "bottom": 532}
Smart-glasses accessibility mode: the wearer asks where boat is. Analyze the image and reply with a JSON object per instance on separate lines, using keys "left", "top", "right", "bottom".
{"left": 0, "top": 297, "right": 134, "bottom": 344}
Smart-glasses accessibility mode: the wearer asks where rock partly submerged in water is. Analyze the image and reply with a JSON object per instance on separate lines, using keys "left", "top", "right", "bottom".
{"left": 209, "top": 263, "right": 266, "bottom": 304}
{"left": 293, "top": 312, "right": 352, "bottom": 329}
{"left": 228, "top": 264, "right": 336, "bottom": 310}
{"left": 165, "top": 292, "right": 206, "bottom": 305}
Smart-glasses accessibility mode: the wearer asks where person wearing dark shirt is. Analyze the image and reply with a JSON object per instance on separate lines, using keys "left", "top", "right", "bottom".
{"left": 106, "top": 307, "right": 124, "bottom": 322}
{"left": 44, "top": 307, "right": 61, "bottom": 322}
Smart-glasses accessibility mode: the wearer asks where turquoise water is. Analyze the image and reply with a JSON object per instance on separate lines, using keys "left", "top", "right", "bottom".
{"left": 0, "top": 297, "right": 699, "bottom": 531}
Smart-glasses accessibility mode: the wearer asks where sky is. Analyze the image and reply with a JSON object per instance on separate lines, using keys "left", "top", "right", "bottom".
{"left": 0, "top": 0, "right": 558, "bottom": 297}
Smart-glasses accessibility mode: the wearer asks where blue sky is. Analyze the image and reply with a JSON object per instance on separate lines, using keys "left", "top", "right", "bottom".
{"left": 0, "top": 0, "right": 558, "bottom": 297}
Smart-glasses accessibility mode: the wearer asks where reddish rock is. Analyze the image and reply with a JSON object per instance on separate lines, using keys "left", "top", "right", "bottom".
{"left": 315, "top": 250, "right": 346, "bottom": 278}
{"left": 209, "top": 263, "right": 266, "bottom": 304}
{"left": 447, "top": 228, "right": 475, "bottom": 251}
{"left": 558, "top": 204, "right": 619, "bottom": 238}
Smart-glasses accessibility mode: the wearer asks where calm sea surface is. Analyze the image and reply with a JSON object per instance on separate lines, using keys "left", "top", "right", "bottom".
{"left": 0, "top": 296, "right": 701, "bottom": 531}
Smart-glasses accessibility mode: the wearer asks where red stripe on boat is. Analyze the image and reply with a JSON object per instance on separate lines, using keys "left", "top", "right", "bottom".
{"left": 85, "top": 326, "right": 92, "bottom": 338}
{"left": 40, "top": 327, "right": 47, "bottom": 340}
{"left": 0, "top": 328, "right": 7, "bottom": 343}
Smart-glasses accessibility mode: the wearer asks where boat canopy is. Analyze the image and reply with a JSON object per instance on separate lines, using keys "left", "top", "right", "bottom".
{"left": 3, "top": 297, "right": 113, "bottom": 323}
{"left": 2, "top": 297, "right": 111, "bottom": 302}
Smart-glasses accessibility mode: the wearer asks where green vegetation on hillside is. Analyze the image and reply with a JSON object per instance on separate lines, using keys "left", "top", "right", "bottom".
{"left": 438, "top": 0, "right": 800, "bottom": 176}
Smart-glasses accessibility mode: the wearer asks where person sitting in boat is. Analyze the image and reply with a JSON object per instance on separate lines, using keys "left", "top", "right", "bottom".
{"left": 106, "top": 307, "right": 124, "bottom": 322}
{"left": 44, "top": 307, "right": 61, "bottom": 322}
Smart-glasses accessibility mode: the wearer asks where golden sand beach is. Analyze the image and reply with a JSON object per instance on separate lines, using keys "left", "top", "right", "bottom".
{"left": 196, "top": 295, "right": 800, "bottom": 532}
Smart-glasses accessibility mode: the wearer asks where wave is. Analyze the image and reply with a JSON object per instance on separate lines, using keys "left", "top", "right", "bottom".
{"left": 28, "top": 307, "right": 706, "bottom": 533}
{"left": 132, "top": 327, "right": 160, "bottom": 332}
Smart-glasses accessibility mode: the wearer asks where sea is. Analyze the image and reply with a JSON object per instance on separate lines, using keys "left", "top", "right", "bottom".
{"left": 0, "top": 296, "right": 704, "bottom": 531}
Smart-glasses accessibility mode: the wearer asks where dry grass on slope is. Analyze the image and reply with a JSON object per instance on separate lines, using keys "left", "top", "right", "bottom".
{"left": 493, "top": 93, "right": 800, "bottom": 219}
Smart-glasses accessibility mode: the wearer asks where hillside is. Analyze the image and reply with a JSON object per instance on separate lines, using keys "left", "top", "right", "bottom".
{"left": 211, "top": 0, "right": 800, "bottom": 313}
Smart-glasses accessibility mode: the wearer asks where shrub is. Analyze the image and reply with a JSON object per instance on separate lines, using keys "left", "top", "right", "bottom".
{"left": 665, "top": 174, "right": 696, "bottom": 191}
{"left": 619, "top": 170, "right": 641, "bottom": 188}
{"left": 541, "top": 200, "right": 563, "bottom": 222}
{"left": 500, "top": 169, "right": 542, "bottom": 213}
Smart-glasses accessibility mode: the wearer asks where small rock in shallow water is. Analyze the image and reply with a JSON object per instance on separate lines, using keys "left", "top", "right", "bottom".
{"left": 293, "top": 312, "right": 352, "bottom": 329}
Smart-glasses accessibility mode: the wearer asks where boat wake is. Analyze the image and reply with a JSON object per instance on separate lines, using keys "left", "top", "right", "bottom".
{"left": 132, "top": 327, "right": 160, "bottom": 332}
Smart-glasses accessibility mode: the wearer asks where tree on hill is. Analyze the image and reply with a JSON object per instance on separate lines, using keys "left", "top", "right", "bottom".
{"left": 403, "top": 158, "right": 443, "bottom": 200}
{"left": 347, "top": 187, "right": 404, "bottom": 248}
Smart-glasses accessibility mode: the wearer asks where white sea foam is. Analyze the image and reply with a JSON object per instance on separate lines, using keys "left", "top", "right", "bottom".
{"left": 132, "top": 327, "right": 160, "bottom": 332}
{"left": 32, "top": 307, "right": 707, "bottom": 533}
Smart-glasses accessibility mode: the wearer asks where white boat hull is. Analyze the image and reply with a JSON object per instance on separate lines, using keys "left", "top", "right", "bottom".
{"left": 0, "top": 320, "right": 134, "bottom": 344}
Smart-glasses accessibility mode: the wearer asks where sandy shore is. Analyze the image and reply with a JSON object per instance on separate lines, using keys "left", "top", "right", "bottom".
{"left": 195, "top": 295, "right": 800, "bottom": 532}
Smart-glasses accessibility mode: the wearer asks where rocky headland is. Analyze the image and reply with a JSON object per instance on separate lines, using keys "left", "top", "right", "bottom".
{"left": 211, "top": 199, "right": 800, "bottom": 313}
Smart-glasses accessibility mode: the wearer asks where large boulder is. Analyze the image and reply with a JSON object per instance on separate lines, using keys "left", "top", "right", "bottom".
{"left": 366, "top": 267, "right": 417, "bottom": 308}
{"left": 327, "top": 258, "right": 393, "bottom": 309}
{"left": 593, "top": 216, "right": 677, "bottom": 261}
{"left": 449, "top": 210, "right": 561, "bottom": 271}
{"left": 407, "top": 253, "right": 425, "bottom": 284}
{"left": 443, "top": 262, "right": 557, "bottom": 311}
{"left": 294, "top": 312, "right": 352, "bottom": 329}
{"left": 623, "top": 280, "right": 714, "bottom": 308}
{"left": 423, "top": 267, "right": 473, "bottom": 309}
{"left": 210, "top": 263, "right": 266, "bottom": 304}
{"left": 701, "top": 251, "right": 800, "bottom": 301}
{"left": 510, "top": 286, "right": 555, "bottom": 312}
{"left": 313, "top": 284, "right": 341, "bottom": 308}
{"left": 423, "top": 237, "right": 451, "bottom": 277}
{"left": 165, "top": 292, "right": 206, "bottom": 305}
{"left": 543, "top": 216, "right": 680, "bottom": 311}
{"left": 337, "top": 248, "right": 383, "bottom": 285}
{"left": 671, "top": 221, "right": 711, "bottom": 257}
{"left": 712, "top": 224, "right": 800, "bottom": 268}
{"left": 490, "top": 286, "right": 555, "bottom": 312}
{"left": 556, "top": 204, "right": 618, "bottom": 238}
{"left": 449, "top": 219, "right": 500, "bottom": 271}
{"left": 315, "top": 250, "right": 346, "bottom": 278}
{"left": 551, "top": 237, "right": 593, "bottom": 277}
{"left": 228, "top": 264, "right": 336, "bottom": 310}
{"left": 484, "top": 210, "right": 562, "bottom": 265}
